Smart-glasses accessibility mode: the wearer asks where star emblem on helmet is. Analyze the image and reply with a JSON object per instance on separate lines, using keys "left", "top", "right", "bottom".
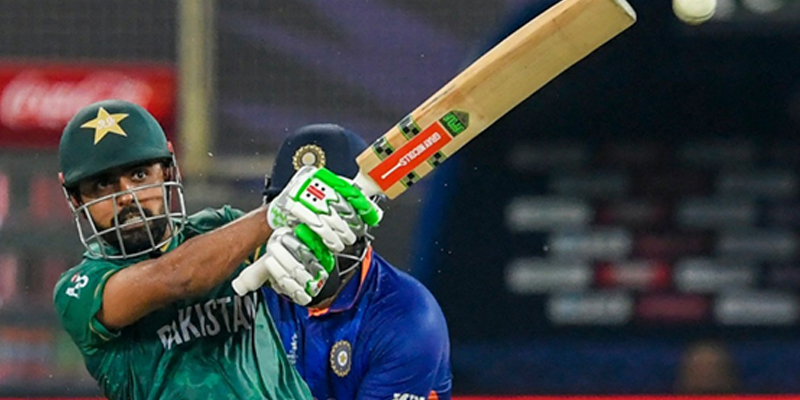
{"left": 80, "top": 107, "right": 129, "bottom": 145}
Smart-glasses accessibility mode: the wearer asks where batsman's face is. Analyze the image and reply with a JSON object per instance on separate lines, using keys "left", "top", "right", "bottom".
{"left": 76, "top": 162, "right": 170, "bottom": 252}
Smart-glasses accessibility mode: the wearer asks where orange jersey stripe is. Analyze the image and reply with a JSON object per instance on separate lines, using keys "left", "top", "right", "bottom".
{"left": 308, "top": 246, "right": 373, "bottom": 317}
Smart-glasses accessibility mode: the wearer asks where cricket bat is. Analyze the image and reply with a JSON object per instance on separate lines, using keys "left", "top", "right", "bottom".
{"left": 352, "top": 0, "right": 637, "bottom": 199}
{"left": 231, "top": 0, "right": 636, "bottom": 296}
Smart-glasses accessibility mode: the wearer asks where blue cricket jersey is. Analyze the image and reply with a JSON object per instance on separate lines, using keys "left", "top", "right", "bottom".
{"left": 263, "top": 248, "right": 452, "bottom": 400}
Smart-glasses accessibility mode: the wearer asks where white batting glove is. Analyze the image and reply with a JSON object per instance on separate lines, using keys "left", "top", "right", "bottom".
{"left": 267, "top": 166, "right": 382, "bottom": 252}
{"left": 232, "top": 227, "right": 331, "bottom": 304}
{"left": 232, "top": 166, "right": 382, "bottom": 299}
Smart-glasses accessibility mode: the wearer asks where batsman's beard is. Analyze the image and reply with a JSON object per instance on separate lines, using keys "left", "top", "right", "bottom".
{"left": 101, "top": 207, "right": 170, "bottom": 254}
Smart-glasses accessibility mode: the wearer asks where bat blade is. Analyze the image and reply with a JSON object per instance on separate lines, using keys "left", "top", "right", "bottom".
{"left": 354, "top": 0, "right": 636, "bottom": 199}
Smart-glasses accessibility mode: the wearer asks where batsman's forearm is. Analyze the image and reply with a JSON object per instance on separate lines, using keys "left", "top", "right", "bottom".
{"left": 156, "top": 206, "right": 271, "bottom": 299}
{"left": 97, "top": 206, "right": 272, "bottom": 330}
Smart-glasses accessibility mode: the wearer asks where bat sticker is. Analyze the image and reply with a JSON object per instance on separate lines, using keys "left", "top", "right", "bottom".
{"left": 440, "top": 110, "right": 469, "bottom": 136}
{"left": 368, "top": 117, "right": 454, "bottom": 190}
{"left": 398, "top": 115, "right": 422, "bottom": 139}
{"left": 371, "top": 137, "right": 395, "bottom": 160}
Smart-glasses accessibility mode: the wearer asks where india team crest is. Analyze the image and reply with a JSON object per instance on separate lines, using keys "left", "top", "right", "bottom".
{"left": 293, "top": 144, "right": 327, "bottom": 171}
{"left": 330, "top": 340, "right": 352, "bottom": 377}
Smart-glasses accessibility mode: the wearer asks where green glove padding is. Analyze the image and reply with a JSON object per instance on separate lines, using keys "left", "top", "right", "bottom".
{"left": 313, "top": 168, "right": 380, "bottom": 227}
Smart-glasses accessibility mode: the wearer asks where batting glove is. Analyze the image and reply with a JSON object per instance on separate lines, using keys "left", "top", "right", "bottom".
{"left": 232, "top": 227, "right": 332, "bottom": 303}
{"left": 232, "top": 166, "right": 381, "bottom": 298}
{"left": 267, "top": 166, "right": 382, "bottom": 252}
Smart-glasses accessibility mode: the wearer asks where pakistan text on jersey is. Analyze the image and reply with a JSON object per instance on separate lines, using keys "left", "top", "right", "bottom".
{"left": 157, "top": 293, "right": 259, "bottom": 350}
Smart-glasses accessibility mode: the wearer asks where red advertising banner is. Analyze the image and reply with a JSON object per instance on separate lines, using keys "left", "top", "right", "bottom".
{"left": 2, "top": 396, "right": 800, "bottom": 400}
{"left": 454, "top": 397, "right": 800, "bottom": 400}
{"left": 0, "top": 62, "right": 175, "bottom": 149}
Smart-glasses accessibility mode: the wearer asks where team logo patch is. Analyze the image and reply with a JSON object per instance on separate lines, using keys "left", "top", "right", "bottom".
{"left": 292, "top": 144, "right": 327, "bottom": 171}
{"left": 330, "top": 340, "right": 352, "bottom": 377}
{"left": 80, "top": 107, "right": 129, "bottom": 145}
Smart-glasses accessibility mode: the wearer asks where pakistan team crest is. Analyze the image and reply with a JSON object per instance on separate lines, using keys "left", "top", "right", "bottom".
{"left": 330, "top": 340, "right": 352, "bottom": 377}
{"left": 293, "top": 144, "right": 327, "bottom": 171}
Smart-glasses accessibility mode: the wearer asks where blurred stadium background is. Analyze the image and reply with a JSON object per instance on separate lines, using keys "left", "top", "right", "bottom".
{"left": 1, "top": 0, "right": 800, "bottom": 397}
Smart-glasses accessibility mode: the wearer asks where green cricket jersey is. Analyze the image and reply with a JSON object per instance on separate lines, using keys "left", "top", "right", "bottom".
{"left": 53, "top": 206, "right": 312, "bottom": 400}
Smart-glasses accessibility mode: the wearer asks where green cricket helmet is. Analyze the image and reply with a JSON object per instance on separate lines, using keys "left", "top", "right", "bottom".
{"left": 59, "top": 99, "right": 186, "bottom": 260}
{"left": 60, "top": 99, "right": 173, "bottom": 188}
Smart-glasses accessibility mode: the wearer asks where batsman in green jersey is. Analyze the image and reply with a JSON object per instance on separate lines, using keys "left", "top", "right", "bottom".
{"left": 53, "top": 100, "right": 380, "bottom": 400}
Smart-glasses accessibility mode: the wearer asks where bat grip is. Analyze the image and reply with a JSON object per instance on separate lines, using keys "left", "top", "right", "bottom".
{"left": 353, "top": 171, "right": 382, "bottom": 198}
{"left": 232, "top": 259, "right": 269, "bottom": 296}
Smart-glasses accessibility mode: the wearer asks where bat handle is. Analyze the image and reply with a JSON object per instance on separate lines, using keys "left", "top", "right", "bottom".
{"left": 353, "top": 171, "right": 382, "bottom": 198}
{"left": 232, "top": 258, "right": 269, "bottom": 296}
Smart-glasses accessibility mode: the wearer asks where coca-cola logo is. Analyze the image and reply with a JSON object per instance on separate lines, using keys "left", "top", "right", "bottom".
{"left": 0, "top": 71, "right": 155, "bottom": 130}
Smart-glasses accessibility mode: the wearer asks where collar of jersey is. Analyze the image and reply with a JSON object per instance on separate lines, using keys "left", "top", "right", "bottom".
{"left": 309, "top": 246, "right": 373, "bottom": 317}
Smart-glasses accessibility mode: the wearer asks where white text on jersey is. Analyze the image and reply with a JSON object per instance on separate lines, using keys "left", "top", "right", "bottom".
{"left": 156, "top": 293, "right": 258, "bottom": 350}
